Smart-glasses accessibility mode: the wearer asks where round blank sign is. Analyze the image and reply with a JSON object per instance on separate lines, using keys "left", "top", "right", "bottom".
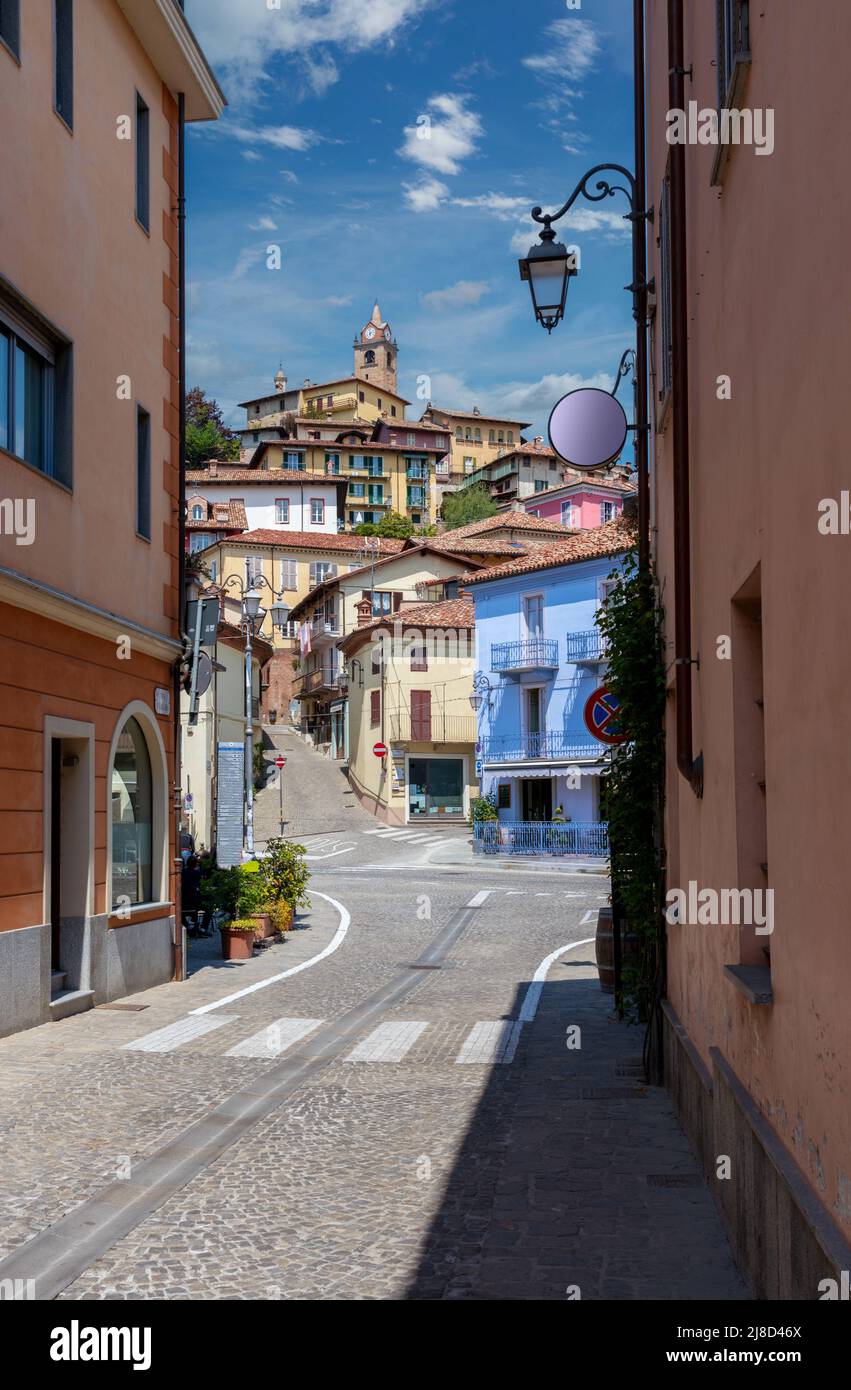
{"left": 548, "top": 387, "right": 628, "bottom": 470}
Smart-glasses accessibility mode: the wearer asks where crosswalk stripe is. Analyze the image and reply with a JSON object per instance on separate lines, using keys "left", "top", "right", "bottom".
{"left": 455, "top": 1021, "right": 523, "bottom": 1065}
{"left": 226, "top": 1017, "right": 324, "bottom": 1059}
{"left": 345, "top": 1021, "right": 429, "bottom": 1063}
{"left": 123, "top": 1014, "right": 239, "bottom": 1053}
{"left": 362, "top": 828, "right": 396, "bottom": 836}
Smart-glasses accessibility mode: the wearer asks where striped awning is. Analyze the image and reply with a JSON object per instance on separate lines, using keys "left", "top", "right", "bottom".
{"left": 490, "top": 764, "right": 605, "bottom": 780}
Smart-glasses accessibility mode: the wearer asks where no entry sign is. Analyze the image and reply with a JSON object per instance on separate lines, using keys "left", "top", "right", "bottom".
{"left": 373, "top": 741, "right": 388, "bottom": 758}
{"left": 275, "top": 756, "right": 286, "bottom": 769}
{"left": 584, "top": 686, "right": 628, "bottom": 745}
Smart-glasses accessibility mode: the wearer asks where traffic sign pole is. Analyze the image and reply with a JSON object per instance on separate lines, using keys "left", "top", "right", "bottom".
{"left": 275, "top": 756, "right": 286, "bottom": 836}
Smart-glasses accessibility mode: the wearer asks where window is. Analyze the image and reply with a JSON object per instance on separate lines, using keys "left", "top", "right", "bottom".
{"left": 455, "top": 427, "right": 463, "bottom": 441}
{"left": 507, "top": 431, "right": 514, "bottom": 444}
{"left": 465, "top": 427, "right": 472, "bottom": 440}
{"left": 497, "top": 783, "right": 511, "bottom": 810}
{"left": 324, "top": 452, "right": 340, "bottom": 473}
{"left": 286, "top": 450, "right": 301, "bottom": 468}
{"left": 188, "top": 532, "right": 208, "bottom": 553}
{"left": 280, "top": 559, "right": 298, "bottom": 591}
{"left": 275, "top": 498, "right": 289, "bottom": 524}
{"left": 350, "top": 482, "right": 366, "bottom": 499}
{"left": 523, "top": 593, "right": 543, "bottom": 639}
{"left": 435, "top": 435, "right": 446, "bottom": 449}
{"left": 367, "top": 483, "right": 383, "bottom": 504}
{"left": 391, "top": 405, "right": 397, "bottom": 417}
{"left": 0, "top": 1, "right": 20, "bottom": 59}
{"left": 191, "top": 504, "right": 204, "bottom": 521}
{"left": 370, "top": 590, "right": 394, "bottom": 617}
{"left": 111, "top": 717, "right": 152, "bottom": 907}
{"left": 309, "top": 561, "right": 336, "bottom": 586}
{"left": 463, "top": 457, "right": 475, "bottom": 474}
{"left": 410, "top": 641, "right": 428, "bottom": 673}
{"left": 488, "top": 430, "right": 495, "bottom": 444}
{"left": 370, "top": 689, "right": 381, "bottom": 727}
{"left": 371, "top": 644, "right": 382, "bottom": 675}
{"left": 377, "top": 399, "right": 382, "bottom": 409}
{"left": 54, "top": 0, "right": 74, "bottom": 129}
{"left": 659, "top": 174, "right": 673, "bottom": 402}
{"left": 497, "top": 430, "right": 504, "bottom": 443}
{"left": 358, "top": 390, "right": 365, "bottom": 403}
{"left": 601, "top": 501, "right": 616, "bottom": 522}
{"left": 407, "top": 433, "right": 416, "bottom": 446}
{"left": 310, "top": 498, "right": 325, "bottom": 525}
{"left": 716, "top": 0, "right": 750, "bottom": 109}
{"left": 136, "top": 406, "right": 150, "bottom": 539}
{"left": 364, "top": 349, "right": 376, "bottom": 365}
{"left": 1, "top": 294, "right": 73, "bottom": 485}
{"left": 210, "top": 560, "right": 218, "bottom": 583}
{"left": 534, "top": 480, "right": 546, "bottom": 493}
{"left": 366, "top": 456, "right": 383, "bottom": 477}
{"left": 474, "top": 427, "right": 481, "bottom": 442}
{"left": 246, "top": 555, "right": 263, "bottom": 584}
{"left": 560, "top": 500, "right": 575, "bottom": 527}
{"left": 410, "top": 690, "right": 431, "bottom": 741}
{"left": 326, "top": 394, "right": 333, "bottom": 407}
{"left": 135, "top": 92, "right": 149, "bottom": 231}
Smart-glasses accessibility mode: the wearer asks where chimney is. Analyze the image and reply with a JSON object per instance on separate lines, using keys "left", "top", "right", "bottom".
{"left": 356, "top": 598, "right": 373, "bottom": 627}
{"left": 534, "top": 435, "right": 544, "bottom": 445}
{"left": 209, "top": 460, "right": 217, "bottom": 477}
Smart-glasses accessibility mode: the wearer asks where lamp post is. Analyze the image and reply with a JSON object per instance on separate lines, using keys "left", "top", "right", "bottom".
{"left": 518, "top": 156, "right": 651, "bottom": 574}
{"left": 469, "top": 672, "right": 493, "bottom": 797}
{"left": 222, "top": 575, "right": 290, "bottom": 857}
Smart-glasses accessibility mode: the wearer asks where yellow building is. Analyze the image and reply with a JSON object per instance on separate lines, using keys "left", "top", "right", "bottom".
{"left": 191, "top": 530, "right": 407, "bottom": 721}
{"left": 419, "top": 403, "right": 532, "bottom": 504}
{"left": 339, "top": 597, "right": 478, "bottom": 825}
{"left": 256, "top": 437, "right": 444, "bottom": 528}
{"left": 288, "top": 546, "right": 485, "bottom": 757}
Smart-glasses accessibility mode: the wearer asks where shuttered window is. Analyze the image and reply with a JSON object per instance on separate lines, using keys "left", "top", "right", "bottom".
{"left": 410, "top": 690, "right": 431, "bottom": 741}
{"left": 280, "top": 559, "right": 298, "bottom": 590}
{"left": 370, "top": 690, "right": 381, "bottom": 728}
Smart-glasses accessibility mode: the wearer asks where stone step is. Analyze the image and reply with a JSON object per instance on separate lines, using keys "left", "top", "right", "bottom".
{"left": 50, "top": 970, "right": 67, "bottom": 993}
{"left": 49, "top": 989, "right": 94, "bottom": 1022}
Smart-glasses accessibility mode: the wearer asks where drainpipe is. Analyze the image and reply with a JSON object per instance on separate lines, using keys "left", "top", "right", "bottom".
{"left": 668, "top": 0, "right": 703, "bottom": 796}
{"left": 173, "top": 91, "right": 187, "bottom": 978}
{"left": 633, "top": 0, "right": 650, "bottom": 574}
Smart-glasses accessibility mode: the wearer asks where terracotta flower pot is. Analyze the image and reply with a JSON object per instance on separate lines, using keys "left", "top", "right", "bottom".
{"left": 220, "top": 926, "right": 255, "bottom": 961}
{"left": 251, "top": 912, "right": 275, "bottom": 940}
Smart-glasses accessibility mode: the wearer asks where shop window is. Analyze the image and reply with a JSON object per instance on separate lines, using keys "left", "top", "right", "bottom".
{"left": 111, "top": 717, "right": 153, "bottom": 907}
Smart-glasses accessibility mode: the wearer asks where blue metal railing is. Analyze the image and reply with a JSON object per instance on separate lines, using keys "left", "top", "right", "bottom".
{"left": 473, "top": 820, "right": 609, "bottom": 857}
{"left": 480, "top": 732, "right": 604, "bottom": 761}
{"left": 566, "top": 628, "right": 608, "bottom": 662}
{"left": 490, "top": 637, "right": 559, "bottom": 672}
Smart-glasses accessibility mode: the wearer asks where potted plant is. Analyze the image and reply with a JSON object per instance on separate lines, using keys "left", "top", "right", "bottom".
{"left": 236, "top": 861, "right": 275, "bottom": 940}
{"left": 259, "top": 838, "right": 310, "bottom": 930}
{"left": 219, "top": 918, "right": 257, "bottom": 961}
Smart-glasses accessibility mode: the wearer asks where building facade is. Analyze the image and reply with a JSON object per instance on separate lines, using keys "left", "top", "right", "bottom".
{"left": 646, "top": 0, "right": 851, "bottom": 1292}
{"left": 185, "top": 464, "right": 346, "bottom": 548}
{"left": 0, "top": 0, "right": 223, "bottom": 1035}
{"left": 466, "top": 519, "right": 635, "bottom": 853}
{"left": 340, "top": 598, "right": 478, "bottom": 826}
{"left": 524, "top": 472, "right": 634, "bottom": 529}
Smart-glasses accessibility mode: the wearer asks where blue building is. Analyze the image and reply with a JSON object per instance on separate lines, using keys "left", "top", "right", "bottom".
{"left": 464, "top": 516, "right": 636, "bottom": 855}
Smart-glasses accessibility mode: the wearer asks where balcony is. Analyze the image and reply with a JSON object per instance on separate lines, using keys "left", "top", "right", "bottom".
{"left": 480, "top": 732, "right": 605, "bottom": 763}
{"left": 387, "top": 711, "right": 478, "bottom": 744}
{"left": 406, "top": 488, "right": 426, "bottom": 508}
{"left": 474, "top": 820, "right": 609, "bottom": 858}
{"left": 296, "top": 666, "right": 344, "bottom": 698}
{"left": 566, "top": 629, "right": 608, "bottom": 664}
{"left": 310, "top": 618, "right": 341, "bottom": 643}
{"left": 490, "top": 638, "right": 559, "bottom": 675}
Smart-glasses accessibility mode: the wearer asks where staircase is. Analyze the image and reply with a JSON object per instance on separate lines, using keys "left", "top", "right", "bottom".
{"left": 49, "top": 969, "right": 94, "bottom": 1022}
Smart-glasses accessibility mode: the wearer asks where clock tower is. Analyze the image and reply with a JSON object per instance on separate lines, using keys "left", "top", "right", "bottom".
{"left": 353, "top": 301, "right": 397, "bottom": 396}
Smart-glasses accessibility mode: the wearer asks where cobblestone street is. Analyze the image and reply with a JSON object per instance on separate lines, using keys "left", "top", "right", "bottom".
{"left": 0, "top": 733, "right": 746, "bottom": 1301}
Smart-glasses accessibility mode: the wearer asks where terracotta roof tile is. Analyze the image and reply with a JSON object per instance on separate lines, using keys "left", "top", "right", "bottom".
{"left": 187, "top": 465, "right": 336, "bottom": 485}
{"left": 219, "top": 529, "right": 407, "bottom": 554}
{"left": 438, "top": 511, "right": 579, "bottom": 541}
{"left": 339, "top": 597, "right": 474, "bottom": 652}
{"left": 463, "top": 515, "right": 638, "bottom": 584}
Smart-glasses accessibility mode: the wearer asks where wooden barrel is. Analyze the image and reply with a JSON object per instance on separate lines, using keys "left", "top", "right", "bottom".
{"left": 595, "top": 906, "right": 614, "bottom": 993}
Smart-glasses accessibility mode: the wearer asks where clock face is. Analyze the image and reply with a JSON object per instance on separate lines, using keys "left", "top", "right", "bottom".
{"left": 384, "top": 328, "right": 392, "bottom": 340}
{"left": 364, "top": 326, "right": 376, "bottom": 340}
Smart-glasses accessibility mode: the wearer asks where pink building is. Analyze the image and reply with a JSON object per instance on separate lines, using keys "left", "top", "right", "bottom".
{"left": 647, "top": 0, "right": 851, "bottom": 1295}
{"left": 524, "top": 475, "right": 635, "bottom": 530}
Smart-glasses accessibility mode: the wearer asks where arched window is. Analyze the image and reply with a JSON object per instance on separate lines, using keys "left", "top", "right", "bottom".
{"left": 474, "top": 427, "right": 481, "bottom": 441}
{"left": 111, "top": 717, "right": 153, "bottom": 907}
{"left": 191, "top": 504, "right": 204, "bottom": 520}
{"left": 489, "top": 430, "right": 495, "bottom": 444}
{"left": 498, "top": 430, "right": 504, "bottom": 443}
{"left": 455, "top": 427, "right": 463, "bottom": 440}
{"left": 364, "top": 349, "right": 376, "bottom": 365}
{"left": 465, "top": 427, "right": 472, "bottom": 440}
{"left": 507, "top": 431, "right": 514, "bottom": 444}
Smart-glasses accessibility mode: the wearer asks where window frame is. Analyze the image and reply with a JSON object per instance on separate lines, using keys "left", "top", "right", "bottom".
{"left": 0, "top": 0, "right": 20, "bottom": 61}
{"left": 135, "top": 404, "right": 151, "bottom": 541}
{"left": 370, "top": 689, "right": 381, "bottom": 727}
{"left": 310, "top": 497, "right": 326, "bottom": 525}
{"left": 275, "top": 497, "right": 290, "bottom": 524}
{"left": 135, "top": 90, "right": 150, "bottom": 234}
{"left": 53, "top": 0, "right": 74, "bottom": 132}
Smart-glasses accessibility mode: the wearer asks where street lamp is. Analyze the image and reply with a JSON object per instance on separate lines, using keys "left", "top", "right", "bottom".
{"left": 469, "top": 672, "right": 492, "bottom": 711}
{"left": 518, "top": 159, "right": 652, "bottom": 573}
{"left": 517, "top": 229, "right": 577, "bottom": 333}
{"left": 221, "top": 574, "right": 291, "bottom": 858}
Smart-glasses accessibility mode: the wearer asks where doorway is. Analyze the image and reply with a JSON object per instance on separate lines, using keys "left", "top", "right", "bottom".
{"left": 522, "top": 778, "right": 552, "bottom": 821}
{"left": 45, "top": 724, "right": 94, "bottom": 986}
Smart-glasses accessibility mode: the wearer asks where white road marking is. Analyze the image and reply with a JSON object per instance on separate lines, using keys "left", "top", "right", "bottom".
{"left": 304, "top": 845, "right": 355, "bottom": 861}
{"left": 345, "top": 1021, "right": 429, "bottom": 1063}
{"left": 519, "top": 937, "right": 597, "bottom": 1023}
{"left": 361, "top": 828, "right": 403, "bottom": 837}
{"left": 534, "top": 892, "right": 552, "bottom": 897}
{"left": 467, "top": 890, "right": 493, "bottom": 907}
{"left": 226, "top": 1017, "right": 324, "bottom": 1059}
{"left": 580, "top": 909, "right": 597, "bottom": 924}
{"left": 123, "top": 1014, "right": 239, "bottom": 1053}
{"left": 190, "top": 891, "right": 351, "bottom": 1016}
{"left": 456, "top": 1021, "right": 523, "bottom": 1065}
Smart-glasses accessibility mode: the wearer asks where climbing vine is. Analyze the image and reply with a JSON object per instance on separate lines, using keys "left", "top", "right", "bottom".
{"left": 595, "top": 551, "right": 666, "bottom": 1024}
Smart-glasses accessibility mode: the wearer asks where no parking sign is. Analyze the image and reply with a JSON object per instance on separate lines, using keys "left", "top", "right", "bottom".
{"left": 583, "top": 686, "right": 628, "bottom": 745}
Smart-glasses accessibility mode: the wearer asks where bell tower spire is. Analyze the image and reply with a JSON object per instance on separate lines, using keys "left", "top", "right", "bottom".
{"left": 354, "top": 302, "right": 397, "bottom": 396}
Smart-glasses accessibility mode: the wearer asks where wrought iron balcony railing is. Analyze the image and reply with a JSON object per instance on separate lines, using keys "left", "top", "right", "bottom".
{"left": 386, "top": 710, "right": 479, "bottom": 744}
{"left": 565, "top": 628, "right": 608, "bottom": 663}
{"left": 473, "top": 820, "right": 609, "bottom": 858}
{"left": 490, "top": 637, "right": 559, "bottom": 673}
{"left": 480, "top": 731, "right": 605, "bottom": 762}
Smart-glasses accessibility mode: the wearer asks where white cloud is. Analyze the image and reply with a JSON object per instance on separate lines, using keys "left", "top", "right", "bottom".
{"left": 522, "top": 17, "right": 601, "bottom": 149}
{"left": 227, "top": 122, "right": 320, "bottom": 151}
{"left": 279, "top": 170, "right": 300, "bottom": 184}
{"left": 188, "top": 0, "right": 434, "bottom": 94}
{"left": 496, "top": 370, "right": 613, "bottom": 420}
{"left": 451, "top": 192, "right": 531, "bottom": 221}
{"left": 241, "top": 150, "right": 263, "bottom": 162}
{"left": 232, "top": 246, "right": 267, "bottom": 280}
{"left": 403, "top": 177, "right": 450, "bottom": 212}
{"left": 399, "top": 94, "right": 482, "bottom": 176}
{"left": 423, "top": 280, "right": 490, "bottom": 309}
{"left": 249, "top": 216, "right": 278, "bottom": 231}
{"left": 509, "top": 209, "right": 630, "bottom": 254}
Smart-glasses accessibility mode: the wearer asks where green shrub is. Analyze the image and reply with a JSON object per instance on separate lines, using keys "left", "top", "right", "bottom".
{"left": 261, "top": 839, "right": 311, "bottom": 908}
{"left": 468, "top": 791, "right": 498, "bottom": 827}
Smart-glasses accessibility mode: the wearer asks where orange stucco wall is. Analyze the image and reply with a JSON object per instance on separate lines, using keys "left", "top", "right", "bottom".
{"left": 647, "top": 2, "right": 851, "bottom": 1233}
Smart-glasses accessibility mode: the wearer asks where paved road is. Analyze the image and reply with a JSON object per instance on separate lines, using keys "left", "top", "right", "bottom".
{"left": 0, "top": 736, "right": 747, "bottom": 1301}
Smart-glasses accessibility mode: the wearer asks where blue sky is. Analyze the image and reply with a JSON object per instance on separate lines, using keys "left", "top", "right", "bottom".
{"left": 184, "top": 0, "right": 636, "bottom": 444}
